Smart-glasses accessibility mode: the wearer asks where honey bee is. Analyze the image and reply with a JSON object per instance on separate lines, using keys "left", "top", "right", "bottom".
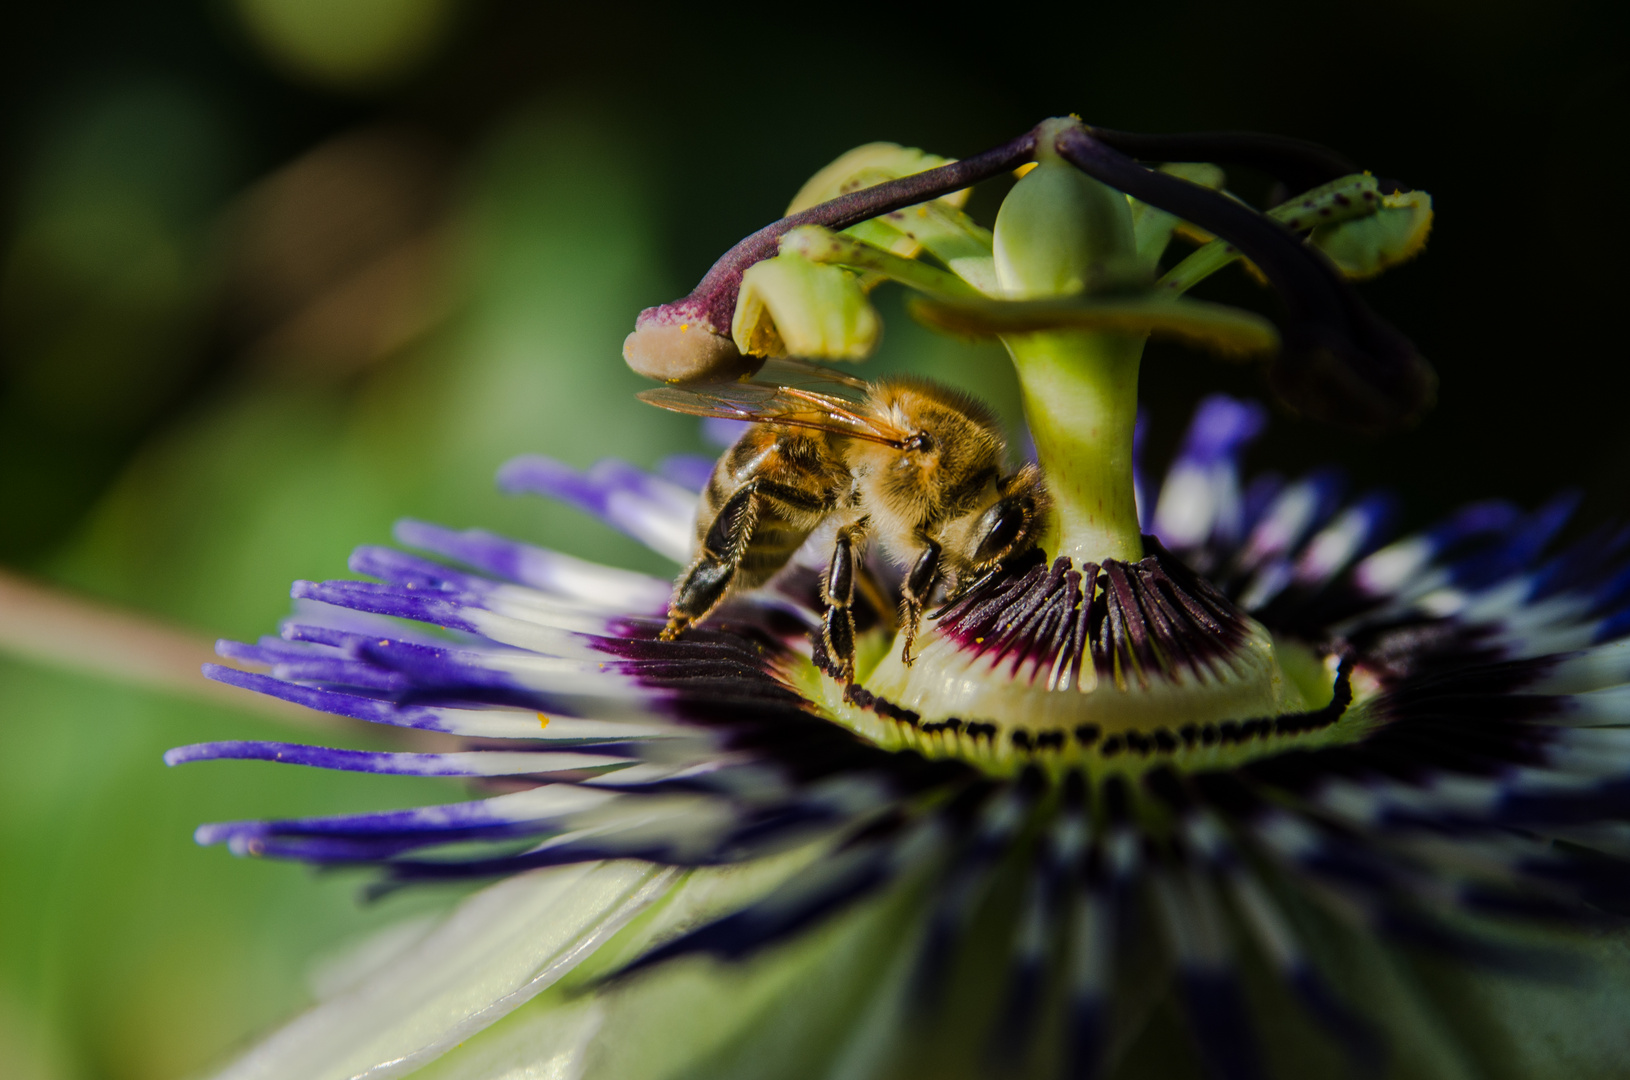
{"left": 639, "top": 359, "right": 1049, "bottom": 681}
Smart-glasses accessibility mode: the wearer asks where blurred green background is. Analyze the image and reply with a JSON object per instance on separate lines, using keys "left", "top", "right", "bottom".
{"left": 1, "top": 1, "right": 1626, "bottom": 1076}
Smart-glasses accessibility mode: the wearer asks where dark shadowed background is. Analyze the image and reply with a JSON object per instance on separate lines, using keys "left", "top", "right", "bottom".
{"left": 1, "top": 1, "right": 1625, "bottom": 1076}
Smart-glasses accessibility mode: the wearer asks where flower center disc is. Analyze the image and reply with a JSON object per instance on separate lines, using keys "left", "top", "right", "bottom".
{"left": 801, "top": 544, "right": 1364, "bottom": 777}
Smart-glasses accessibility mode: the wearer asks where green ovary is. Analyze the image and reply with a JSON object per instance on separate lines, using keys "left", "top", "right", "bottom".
{"left": 991, "top": 141, "right": 1148, "bottom": 568}
{"left": 1007, "top": 329, "right": 1146, "bottom": 566}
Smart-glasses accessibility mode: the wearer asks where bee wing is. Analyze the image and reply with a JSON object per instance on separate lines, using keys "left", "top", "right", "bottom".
{"left": 638, "top": 380, "right": 911, "bottom": 447}
{"left": 753, "top": 357, "right": 871, "bottom": 393}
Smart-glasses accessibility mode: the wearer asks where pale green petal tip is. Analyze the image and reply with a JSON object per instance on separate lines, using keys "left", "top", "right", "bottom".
{"left": 731, "top": 252, "right": 881, "bottom": 360}
{"left": 787, "top": 142, "right": 971, "bottom": 264}
{"left": 786, "top": 142, "right": 968, "bottom": 216}
{"left": 1312, "top": 188, "right": 1434, "bottom": 279}
{"left": 1157, "top": 173, "right": 1436, "bottom": 295}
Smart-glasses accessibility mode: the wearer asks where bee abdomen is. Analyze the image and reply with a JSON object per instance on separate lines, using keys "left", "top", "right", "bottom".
{"left": 737, "top": 516, "right": 810, "bottom": 577}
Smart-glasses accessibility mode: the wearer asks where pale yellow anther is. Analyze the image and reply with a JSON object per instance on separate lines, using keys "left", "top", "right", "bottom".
{"left": 731, "top": 253, "right": 880, "bottom": 360}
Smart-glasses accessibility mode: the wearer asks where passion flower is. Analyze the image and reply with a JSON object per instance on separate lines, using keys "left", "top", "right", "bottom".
{"left": 174, "top": 118, "right": 1630, "bottom": 1080}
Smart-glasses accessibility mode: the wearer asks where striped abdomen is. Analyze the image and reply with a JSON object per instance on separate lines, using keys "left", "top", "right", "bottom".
{"left": 698, "top": 427, "right": 848, "bottom": 589}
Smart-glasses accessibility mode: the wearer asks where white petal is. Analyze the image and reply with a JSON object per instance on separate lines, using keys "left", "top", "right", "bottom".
{"left": 209, "top": 861, "right": 674, "bottom": 1080}
{"left": 410, "top": 1002, "right": 603, "bottom": 1080}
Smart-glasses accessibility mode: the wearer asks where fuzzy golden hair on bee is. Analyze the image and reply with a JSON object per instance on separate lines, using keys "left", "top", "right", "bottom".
{"left": 638, "top": 359, "right": 1047, "bottom": 679}
{"left": 863, "top": 375, "right": 1002, "bottom": 435}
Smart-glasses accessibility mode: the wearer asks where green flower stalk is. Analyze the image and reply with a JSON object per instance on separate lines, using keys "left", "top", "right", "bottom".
{"left": 1006, "top": 321, "right": 1145, "bottom": 567}
{"left": 990, "top": 124, "right": 1146, "bottom": 566}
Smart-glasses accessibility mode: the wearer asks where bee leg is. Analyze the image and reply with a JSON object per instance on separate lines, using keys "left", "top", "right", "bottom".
{"left": 821, "top": 526, "right": 864, "bottom": 683}
{"left": 665, "top": 484, "right": 759, "bottom": 640}
{"left": 853, "top": 563, "right": 897, "bottom": 631}
{"left": 899, "top": 539, "right": 942, "bottom": 666}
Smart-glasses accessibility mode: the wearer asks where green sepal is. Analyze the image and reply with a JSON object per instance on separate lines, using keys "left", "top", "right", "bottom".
{"left": 908, "top": 291, "right": 1280, "bottom": 357}
{"left": 1310, "top": 188, "right": 1433, "bottom": 279}
{"left": 731, "top": 251, "right": 882, "bottom": 360}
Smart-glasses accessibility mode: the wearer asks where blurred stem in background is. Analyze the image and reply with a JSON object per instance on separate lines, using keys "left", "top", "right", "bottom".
{"left": 0, "top": 568, "right": 316, "bottom": 726}
{"left": 0, "top": 34, "right": 712, "bottom": 1072}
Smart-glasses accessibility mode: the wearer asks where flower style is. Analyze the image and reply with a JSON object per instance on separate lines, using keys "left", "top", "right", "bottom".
{"left": 172, "top": 118, "right": 1630, "bottom": 1080}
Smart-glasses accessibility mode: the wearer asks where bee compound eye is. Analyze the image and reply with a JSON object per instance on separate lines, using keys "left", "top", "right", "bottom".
{"left": 904, "top": 432, "right": 934, "bottom": 453}
{"left": 973, "top": 497, "right": 1030, "bottom": 565}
